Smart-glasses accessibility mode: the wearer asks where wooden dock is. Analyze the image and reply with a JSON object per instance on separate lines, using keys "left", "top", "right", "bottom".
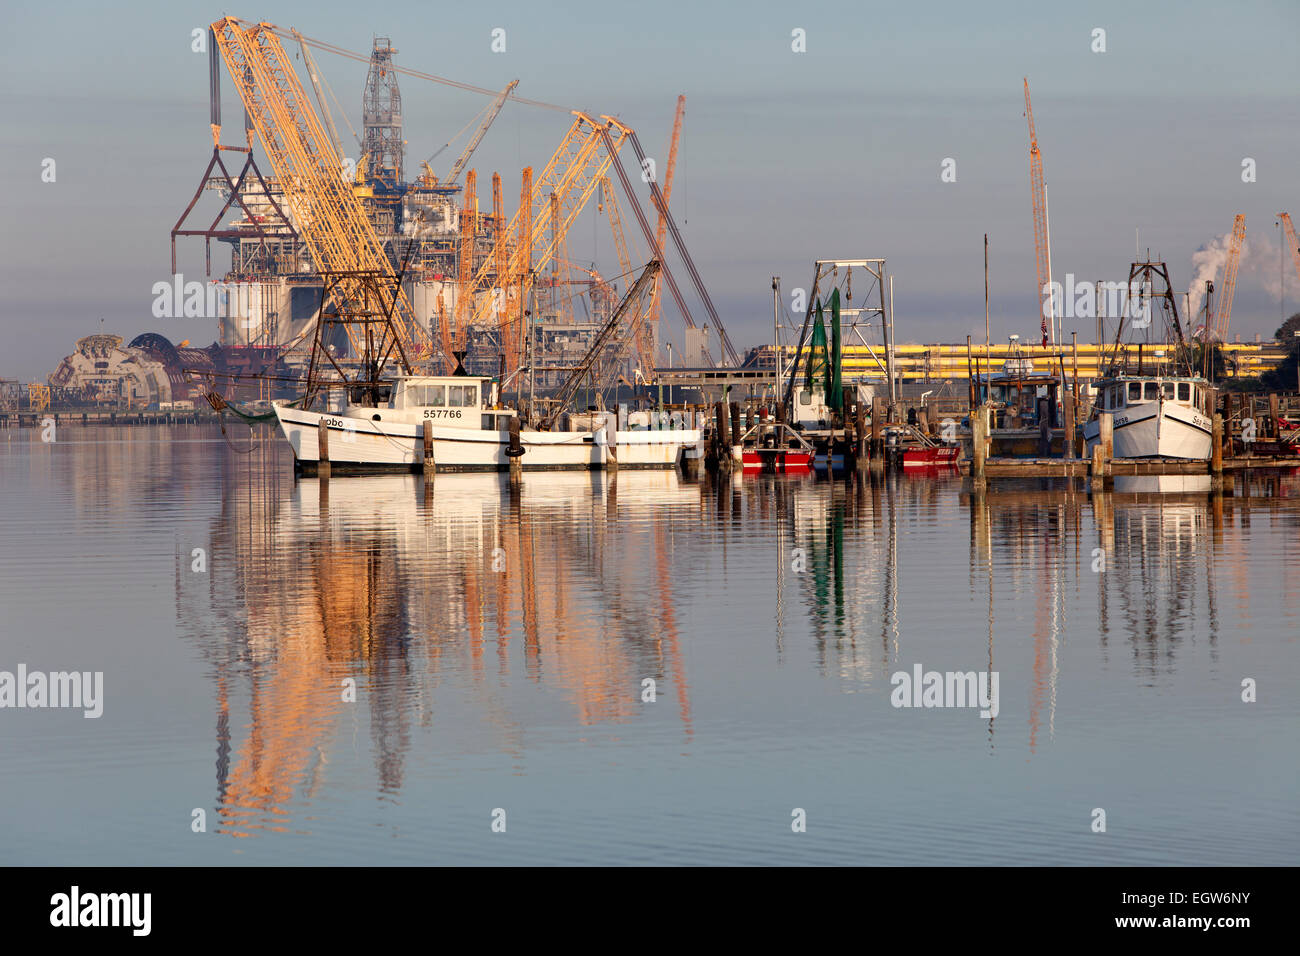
{"left": 959, "top": 455, "right": 1299, "bottom": 478}
{"left": 1, "top": 409, "right": 218, "bottom": 428}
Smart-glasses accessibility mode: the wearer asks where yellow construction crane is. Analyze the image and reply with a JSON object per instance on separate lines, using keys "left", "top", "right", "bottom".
{"left": 211, "top": 18, "right": 431, "bottom": 368}
{"left": 1212, "top": 214, "right": 1246, "bottom": 342}
{"left": 1278, "top": 213, "right": 1300, "bottom": 289}
{"left": 469, "top": 112, "right": 632, "bottom": 376}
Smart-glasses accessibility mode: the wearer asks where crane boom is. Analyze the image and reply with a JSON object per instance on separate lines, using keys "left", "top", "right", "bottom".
{"left": 603, "top": 119, "right": 740, "bottom": 365}
{"left": 648, "top": 95, "right": 685, "bottom": 365}
{"left": 543, "top": 261, "right": 660, "bottom": 427}
{"left": 1279, "top": 213, "right": 1300, "bottom": 288}
{"left": 446, "top": 80, "right": 518, "bottom": 185}
{"left": 469, "top": 112, "right": 630, "bottom": 376}
{"left": 1212, "top": 214, "right": 1246, "bottom": 342}
{"left": 1024, "top": 78, "right": 1053, "bottom": 347}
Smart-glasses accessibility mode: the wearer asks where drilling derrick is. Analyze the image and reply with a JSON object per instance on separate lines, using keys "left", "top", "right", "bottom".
{"left": 361, "top": 38, "right": 404, "bottom": 189}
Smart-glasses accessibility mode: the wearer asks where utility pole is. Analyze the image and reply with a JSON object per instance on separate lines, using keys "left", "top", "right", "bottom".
{"left": 887, "top": 275, "right": 898, "bottom": 405}
{"left": 984, "top": 233, "right": 990, "bottom": 365}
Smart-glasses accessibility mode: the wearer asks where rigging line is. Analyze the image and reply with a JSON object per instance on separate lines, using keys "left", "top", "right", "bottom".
{"left": 318, "top": 56, "right": 360, "bottom": 148}
{"left": 240, "top": 20, "right": 573, "bottom": 112}
{"left": 425, "top": 101, "right": 494, "bottom": 167}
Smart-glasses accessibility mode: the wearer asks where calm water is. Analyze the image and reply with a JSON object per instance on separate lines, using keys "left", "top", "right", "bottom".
{"left": 2, "top": 424, "right": 1297, "bottom": 865}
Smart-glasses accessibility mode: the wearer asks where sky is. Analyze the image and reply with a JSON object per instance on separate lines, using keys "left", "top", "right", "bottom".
{"left": 1, "top": 0, "right": 1298, "bottom": 379}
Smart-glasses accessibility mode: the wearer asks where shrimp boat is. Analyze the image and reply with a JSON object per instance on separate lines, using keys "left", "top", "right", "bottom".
{"left": 1082, "top": 257, "right": 1212, "bottom": 461}
{"left": 1083, "top": 374, "right": 1213, "bottom": 459}
{"left": 274, "top": 374, "right": 701, "bottom": 474}
{"left": 272, "top": 260, "right": 701, "bottom": 475}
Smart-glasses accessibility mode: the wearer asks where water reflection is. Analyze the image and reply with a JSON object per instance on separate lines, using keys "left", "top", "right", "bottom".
{"left": 174, "top": 442, "right": 1299, "bottom": 836}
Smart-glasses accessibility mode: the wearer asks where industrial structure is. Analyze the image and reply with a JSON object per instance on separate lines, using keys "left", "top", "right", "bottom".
{"left": 164, "top": 18, "right": 730, "bottom": 408}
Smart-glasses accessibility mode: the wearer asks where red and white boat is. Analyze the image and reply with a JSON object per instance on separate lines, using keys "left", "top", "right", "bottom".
{"left": 902, "top": 444, "right": 960, "bottom": 468}
{"left": 738, "top": 421, "right": 815, "bottom": 473}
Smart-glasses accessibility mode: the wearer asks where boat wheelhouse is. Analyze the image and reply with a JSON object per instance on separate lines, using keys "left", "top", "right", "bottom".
{"left": 1083, "top": 374, "right": 1212, "bottom": 460}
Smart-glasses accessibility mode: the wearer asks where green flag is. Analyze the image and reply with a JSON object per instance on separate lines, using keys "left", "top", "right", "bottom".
{"left": 806, "top": 299, "right": 828, "bottom": 393}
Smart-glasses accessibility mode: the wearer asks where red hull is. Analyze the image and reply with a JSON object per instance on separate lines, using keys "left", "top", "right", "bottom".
{"left": 902, "top": 445, "right": 959, "bottom": 467}
{"left": 742, "top": 449, "right": 814, "bottom": 472}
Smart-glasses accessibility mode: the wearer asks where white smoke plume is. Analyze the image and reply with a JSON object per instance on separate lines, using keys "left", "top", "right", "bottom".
{"left": 1185, "top": 231, "right": 1234, "bottom": 326}
{"left": 1186, "top": 224, "right": 1295, "bottom": 334}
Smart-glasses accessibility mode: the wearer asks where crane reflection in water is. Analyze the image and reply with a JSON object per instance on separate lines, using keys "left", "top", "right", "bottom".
{"left": 174, "top": 435, "right": 1294, "bottom": 836}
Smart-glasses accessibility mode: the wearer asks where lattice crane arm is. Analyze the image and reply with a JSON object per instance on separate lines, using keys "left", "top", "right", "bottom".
{"left": 542, "top": 260, "right": 659, "bottom": 428}
{"left": 1279, "top": 213, "right": 1300, "bottom": 288}
{"left": 1213, "top": 214, "right": 1246, "bottom": 342}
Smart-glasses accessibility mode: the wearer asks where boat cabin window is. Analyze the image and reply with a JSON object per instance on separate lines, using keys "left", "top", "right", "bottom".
{"left": 1143, "top": 382, "right": 1159, "bottom": 401}
{"left": 1128, "top": 382, "right": 1142, "bottom": 403}
{"left": 1161, "top": 382, "right": 1175, "bottom": 400}
{"left": 413, "top": 384, "right": 445, "bottom": 407}
{"left": 447, "top": 384, "right": 478, "bottom": 408}
{"left": 1177, "top": 383, "right": 1190, "bottom": 402}
{"left": 799, "top": 389, "right": 812, "bottom": 406}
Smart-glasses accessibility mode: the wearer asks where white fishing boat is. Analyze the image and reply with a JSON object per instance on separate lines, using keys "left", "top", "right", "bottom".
{"left": 273, "top": 373, "right": 702, "bottom": 474}
{"left": 1082, "top": 257, "right": 1214, "bottom": 462}
{"left": 1083, "top": 374, "right": 1212, "bottom": 460}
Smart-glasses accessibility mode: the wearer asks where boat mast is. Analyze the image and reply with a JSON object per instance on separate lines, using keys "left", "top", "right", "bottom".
{"left": 772, "top": 276, "right": 782, "bottom": 405}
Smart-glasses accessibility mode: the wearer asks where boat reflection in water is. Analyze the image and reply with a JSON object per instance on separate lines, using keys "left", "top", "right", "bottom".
{"left": 173, "top": 438, "right": 1290, "bottom": 843}
{"left": 177, "top": 465, "right": 699, "bottom": 837}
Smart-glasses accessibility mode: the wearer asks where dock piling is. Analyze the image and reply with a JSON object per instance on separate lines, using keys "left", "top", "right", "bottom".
{"left": 1063, "top": 394, "right": 1076, "bottom": 460}
{"left": 422, "top": 420, "right": 435, "bottom": 477}
{"left": 1211, "top": 413, "right": 1224, "bottom": 486}
{"left": 870, "top": 396, "right": 885, "bottom": 475}
{"left": 508, "top": 415, "right": 522, "bottom": 485}
{"left": 317, "top": 418, "right": 330, "bottom": 480}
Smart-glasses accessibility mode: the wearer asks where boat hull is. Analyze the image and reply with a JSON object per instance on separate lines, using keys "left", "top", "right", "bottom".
{"left": 902, "top": 445, "right": 959, "bottom": 468}
{"left": 1084, "top": 401, "right": 1212, "bottom": 460}
{"left": 274, "top": 405, "right": 700, "bottom": 473}
{"left": 741, "top": 449, "right": 813, "bottom": 472}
